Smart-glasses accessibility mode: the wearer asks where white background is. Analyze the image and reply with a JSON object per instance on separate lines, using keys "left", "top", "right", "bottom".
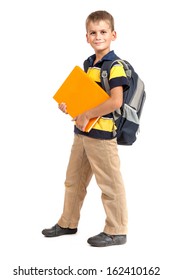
{"left": 0, "top": 0, "right": 172, "bottom": 279}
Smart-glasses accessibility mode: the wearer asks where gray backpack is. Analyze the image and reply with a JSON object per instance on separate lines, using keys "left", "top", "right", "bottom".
{"left": 84, "top": 57, "right": 146, "bottom": 145}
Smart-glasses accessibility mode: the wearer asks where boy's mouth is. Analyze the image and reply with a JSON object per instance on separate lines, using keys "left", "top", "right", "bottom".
{"left": 94, "top": 41, "right": 104, "bottom": 45}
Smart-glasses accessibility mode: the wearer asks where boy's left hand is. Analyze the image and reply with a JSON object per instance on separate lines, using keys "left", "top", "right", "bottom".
{"left": 73, "top": 113, "right": 89, "bottom": 132}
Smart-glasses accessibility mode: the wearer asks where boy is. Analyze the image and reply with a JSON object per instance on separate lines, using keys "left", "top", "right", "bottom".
{"left": 42, "top": 10, "right": 129, "bottom": 247}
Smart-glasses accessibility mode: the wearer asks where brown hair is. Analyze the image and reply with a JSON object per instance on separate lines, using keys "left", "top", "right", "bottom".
{"left": 86, "top": 10, "right": 114, "bottom": 31}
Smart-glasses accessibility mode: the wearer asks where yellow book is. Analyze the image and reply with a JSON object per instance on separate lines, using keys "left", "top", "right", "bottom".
{"left": 53, "top": 66, "right": 109, "bottom": 132}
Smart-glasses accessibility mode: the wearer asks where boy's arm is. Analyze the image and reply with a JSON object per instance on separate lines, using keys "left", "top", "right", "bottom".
{"left": 74, "top": 86, "right": 123, "bottom": 131}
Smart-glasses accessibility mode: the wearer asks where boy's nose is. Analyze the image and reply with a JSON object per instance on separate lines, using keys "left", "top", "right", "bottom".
{"left": 95, "top": 33, "right": 101, "bottom": 39}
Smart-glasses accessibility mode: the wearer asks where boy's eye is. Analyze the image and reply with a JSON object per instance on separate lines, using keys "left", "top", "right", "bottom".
{"left": 89, "top": 30, "right": 107, "bottom": 35}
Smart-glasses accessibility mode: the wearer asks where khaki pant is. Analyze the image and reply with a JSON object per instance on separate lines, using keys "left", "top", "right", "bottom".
{"left": 58, "top": 134, "right": 128, "bottom": 235}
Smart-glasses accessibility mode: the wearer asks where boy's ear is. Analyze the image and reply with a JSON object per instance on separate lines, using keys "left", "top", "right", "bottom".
{"left": 86, "top": 33, "right": 89, "bottom": 43}
{"left": 112, "top": 31, "right": 117, "bottom": 41}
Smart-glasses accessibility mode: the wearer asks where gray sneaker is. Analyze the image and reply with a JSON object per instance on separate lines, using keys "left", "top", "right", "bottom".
{"left": 87, "top": 232, "right": 127, "bottom": 247}
{"left": 42, "top": 224, "right": 77, "bottom": 237}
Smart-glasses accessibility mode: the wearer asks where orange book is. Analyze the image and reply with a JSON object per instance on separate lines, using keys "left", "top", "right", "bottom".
{"left": 53, "top": 66, "right": 109, "bottom": 132}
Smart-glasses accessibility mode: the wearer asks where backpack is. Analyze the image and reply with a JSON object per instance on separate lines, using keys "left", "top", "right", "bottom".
{"left": 83, "top": 56, "right": 146, "bottom": 145}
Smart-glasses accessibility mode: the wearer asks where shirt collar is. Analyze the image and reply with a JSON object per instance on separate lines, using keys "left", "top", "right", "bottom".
{"left": 87, "top": 50, "right": 118, "bottom": 66}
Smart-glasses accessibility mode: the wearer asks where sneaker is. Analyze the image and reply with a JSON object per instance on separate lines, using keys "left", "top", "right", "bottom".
{"left": 87, "top": 232, "right": 127, "bottom": 247}
{"left": 42, "top": 224, "right": 77, "bottom": 237}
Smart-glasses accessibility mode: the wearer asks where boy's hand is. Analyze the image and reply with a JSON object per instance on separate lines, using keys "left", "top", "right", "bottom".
{"left": 73, "top": 113, "right": 89, "bottom": 132}
{"left": 58, "top": 102, "right": 68, "bottom": 114}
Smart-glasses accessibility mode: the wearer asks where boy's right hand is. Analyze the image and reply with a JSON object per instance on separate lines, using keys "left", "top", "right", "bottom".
{"left": 58, "top": 102, "right": 68, "bottom": 114}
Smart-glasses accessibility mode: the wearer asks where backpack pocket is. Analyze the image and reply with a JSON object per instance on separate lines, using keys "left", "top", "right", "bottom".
{"left": 115, "top": 104, "right": 139, "bottom": 145}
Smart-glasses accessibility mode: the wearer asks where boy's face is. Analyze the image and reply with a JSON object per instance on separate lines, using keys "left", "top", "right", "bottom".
{"left": 86, "top": 20, "right": 116, "bottom": 54}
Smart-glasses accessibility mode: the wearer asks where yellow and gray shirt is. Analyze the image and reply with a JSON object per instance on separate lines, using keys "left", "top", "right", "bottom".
{"left": 74, "top": 50, "right": 129, "bottom": 139}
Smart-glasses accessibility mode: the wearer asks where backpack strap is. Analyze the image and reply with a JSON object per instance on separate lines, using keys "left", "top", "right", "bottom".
{"left": 100, "top": 60, "right": 114, "bottom": 95}
{"left": 83, "top": 60, "right": 90, "bottom": 73}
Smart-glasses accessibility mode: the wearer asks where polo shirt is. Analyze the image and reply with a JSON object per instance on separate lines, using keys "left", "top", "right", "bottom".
{"left": 74, "top": 50, "right": 129, "bottom": 140}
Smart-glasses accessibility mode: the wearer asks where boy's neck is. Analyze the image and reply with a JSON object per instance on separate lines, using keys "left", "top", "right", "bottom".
{"left": 94, "top": 50, "right": 111, "bottom": 64}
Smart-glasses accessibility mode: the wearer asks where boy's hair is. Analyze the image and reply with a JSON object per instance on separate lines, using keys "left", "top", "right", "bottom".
{"left": 86, "top": 10, "right": 114, "bottom": 31}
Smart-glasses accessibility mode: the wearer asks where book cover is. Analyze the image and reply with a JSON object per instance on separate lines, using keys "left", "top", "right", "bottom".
{"left": 53, "top": 66, "right": 109, "bottom": 132}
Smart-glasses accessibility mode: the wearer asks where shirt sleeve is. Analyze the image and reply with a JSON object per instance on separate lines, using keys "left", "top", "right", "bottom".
{"left": 109, "top": 61, "right": 129, "bottom": 91}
